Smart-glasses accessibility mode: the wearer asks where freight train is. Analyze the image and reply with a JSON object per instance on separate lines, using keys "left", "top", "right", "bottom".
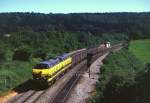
{"left": 32, "top": 43, "right": 112, "bottom": 85}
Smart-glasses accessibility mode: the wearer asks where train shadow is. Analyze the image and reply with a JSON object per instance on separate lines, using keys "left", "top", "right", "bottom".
{"left": 13, "top": 79, "right": 49, "bottom": 93}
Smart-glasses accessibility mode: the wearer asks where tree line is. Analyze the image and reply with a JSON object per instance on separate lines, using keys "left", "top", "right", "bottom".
{"left": 0, "top": 12, "right": 150, "bottom": 39}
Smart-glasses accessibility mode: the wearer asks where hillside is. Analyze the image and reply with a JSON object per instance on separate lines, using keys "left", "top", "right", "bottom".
{"left": 129, "top": 39, "right": 150, "bottom": 63}
{"left": 0, "top": 12, "right": 150, "bottom": 39}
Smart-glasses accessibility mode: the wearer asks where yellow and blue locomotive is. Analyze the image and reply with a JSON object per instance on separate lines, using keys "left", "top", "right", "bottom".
{"left": 32, "top": 53, "right": 72, "bottom": 84}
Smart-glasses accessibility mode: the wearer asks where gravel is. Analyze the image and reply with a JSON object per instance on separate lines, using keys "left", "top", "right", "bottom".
{"left": 66, "top": 53, "right": 109, "bottom": 103}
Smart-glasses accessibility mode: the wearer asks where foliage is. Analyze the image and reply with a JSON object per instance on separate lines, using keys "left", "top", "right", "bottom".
{"left": 101, "top": 33, "right": 128, "bottom": 44}
{"left": 132, "top": 63, "right": 150, "bottom": 103}
{"left": 90, "top": 49, "right": 144, "bottom": 103}
{"left": 0, "top": 12, "right": 150, "bottom": 39}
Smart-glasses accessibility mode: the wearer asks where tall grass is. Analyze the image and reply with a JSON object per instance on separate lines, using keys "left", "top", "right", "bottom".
{"left": 0, "top": 61, "right": 34, "bottom": 95}
{"left": 129, "top": 39, "right": 150, "bottom": 64}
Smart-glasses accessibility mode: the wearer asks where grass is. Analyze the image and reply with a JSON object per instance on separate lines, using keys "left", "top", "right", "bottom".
{"left": 0, "top": 57, "right": 42, "bottom": 95}
{"left": 0, "top": 60, "right": 38, "bottom": 95}
{"left": 129, "top": 39, "right": 150, "bottom": 64}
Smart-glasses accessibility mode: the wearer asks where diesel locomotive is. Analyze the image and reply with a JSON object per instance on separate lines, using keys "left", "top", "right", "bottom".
{"left": 32, "top": 53, "right": 72, "bottom": 84}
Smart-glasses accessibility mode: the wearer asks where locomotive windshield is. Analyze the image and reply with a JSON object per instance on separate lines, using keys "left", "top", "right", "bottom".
{"left": 34, "top": 63, "right": 49, "bottom": 69}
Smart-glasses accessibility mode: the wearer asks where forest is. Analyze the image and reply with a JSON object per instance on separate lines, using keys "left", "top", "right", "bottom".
{"left": 0, "top": 12, "right": 150, "bottom": 39}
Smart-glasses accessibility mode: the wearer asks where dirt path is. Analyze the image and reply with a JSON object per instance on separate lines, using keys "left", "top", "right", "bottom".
{"left": 66, "top": 53, "right": 109, "bottom": 103}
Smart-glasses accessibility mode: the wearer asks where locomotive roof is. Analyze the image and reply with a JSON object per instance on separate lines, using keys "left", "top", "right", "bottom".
{"left": 58, "top": 53, "right": 68, "bottom": 58}
{"left": 40, "top": 58, "right": 59, "bottom": 67}
{"left": 39, "top": 53, "right": 69, "bottom": 67}
{"left": 40, "top": 61, "right": 52, "bottom": 65}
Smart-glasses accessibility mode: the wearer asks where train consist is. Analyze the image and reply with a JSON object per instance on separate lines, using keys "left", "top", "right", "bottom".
{"left": 32, "top": 42, "right": 113, "bottom": 85}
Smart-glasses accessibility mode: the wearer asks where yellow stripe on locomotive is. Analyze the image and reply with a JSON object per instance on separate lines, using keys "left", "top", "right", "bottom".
{"left": 32, "top": 53, "right": 72, "bottom": 83}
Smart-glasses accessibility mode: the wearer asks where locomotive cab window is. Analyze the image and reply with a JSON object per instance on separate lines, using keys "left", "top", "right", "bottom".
{"left": 34, "top": 63, "right": 49, "bottom": 69}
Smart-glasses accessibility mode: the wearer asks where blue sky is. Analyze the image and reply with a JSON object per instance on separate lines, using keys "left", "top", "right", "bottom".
{"left": 0, "top": 0, "right": 150, "bottom": 13}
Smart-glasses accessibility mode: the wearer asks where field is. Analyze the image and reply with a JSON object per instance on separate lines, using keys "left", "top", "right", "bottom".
{"left": 129, "top": 39, "right": 150, "bottom": 63}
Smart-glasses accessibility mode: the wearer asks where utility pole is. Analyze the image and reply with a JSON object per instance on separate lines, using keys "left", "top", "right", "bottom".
{"left": 87, "top": 53, "right": 93, "bottom": 78}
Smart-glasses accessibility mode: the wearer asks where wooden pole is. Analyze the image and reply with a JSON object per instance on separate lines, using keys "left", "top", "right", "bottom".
{"left": 87, "top": 53, "right": 93, "bottom": 78}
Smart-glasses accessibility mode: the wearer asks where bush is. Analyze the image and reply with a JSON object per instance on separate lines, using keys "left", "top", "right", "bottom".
{"left": 13, "top": 49, "right": 30, "bottom": 61}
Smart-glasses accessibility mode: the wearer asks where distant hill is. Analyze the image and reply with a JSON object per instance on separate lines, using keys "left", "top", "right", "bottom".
{"left": 0, "top": 12, "right": 150, "bottom": 39}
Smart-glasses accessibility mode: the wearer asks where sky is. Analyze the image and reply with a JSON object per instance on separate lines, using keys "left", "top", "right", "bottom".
{"left": 0, "top": 0, "right": 150, "bottom": 13}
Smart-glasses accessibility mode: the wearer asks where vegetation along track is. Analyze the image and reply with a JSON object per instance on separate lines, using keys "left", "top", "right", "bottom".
{"left": 5, "top": 43, "right": 124, "bottom": 103}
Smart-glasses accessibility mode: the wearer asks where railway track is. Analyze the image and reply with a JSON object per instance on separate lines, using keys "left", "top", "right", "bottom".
{"left": 5, "top": 44, "right": 124, "bottom": 103}
{"left": 52, "top": 73, "right": 80, "bottom": 103}
{"left": 51, "top": 61, "right": 87, "bottom": 103}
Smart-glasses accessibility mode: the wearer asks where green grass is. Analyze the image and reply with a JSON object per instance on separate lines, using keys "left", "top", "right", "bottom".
{"left": 129, "top": 39, "right": 150, "bottom": 63}
{"left": 0, "top": 58, "right": 42, "bottom": 95}
{"left": 0, "top": 60, "right": 40, "bottom": 95}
